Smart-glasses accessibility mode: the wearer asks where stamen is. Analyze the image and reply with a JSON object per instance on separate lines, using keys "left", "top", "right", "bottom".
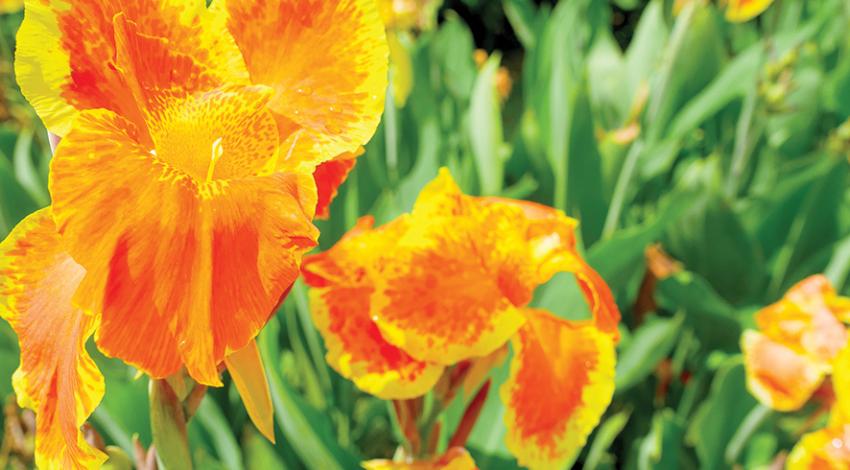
{"left": 206, "top": 137, "right": 224, "bottom": 183}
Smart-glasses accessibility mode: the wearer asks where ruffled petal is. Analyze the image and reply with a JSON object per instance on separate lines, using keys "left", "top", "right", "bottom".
{"left": 0, "top": 210, "right": 106, "bottom": 470}
{"left": 362, "top": 447, "right": 478, "bottom": 470}
{"left": 49, "top": 107, "right": 318, "bottom": 386}
{"left": 313, "top": 149, "right": 361, "bottom": 219}
{"left": 741, "top": 330, "right": 826, "bottom": 411}
{"left": 213, "top": 0, "right": 388, "bottom": 169}
{"left": 15, "top": 0, "right": 247, "bottom": 136}
{"left": 302, "top": 217, "right": 444, "bottom": 400}
{"left": 725, "top": 0, "right": 775, "bottom": 22}
{"left": 500, "top": 309, "right": 615, "bottom": 470}
{"left": 755, "top": 275, "right": 848, "bottom": 365}
{"left": 369, "top": 174, "right": 533, "bottom": 365}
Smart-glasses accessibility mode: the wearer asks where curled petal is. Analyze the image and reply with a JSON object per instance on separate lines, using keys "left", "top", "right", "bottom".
{"left": 0, "top": 210, "right": 106, "bottom": 469}
{"left": 15, "top": 0, "right": 246, "bottom": 136}
{"left": 50, "top": 108, "right": 318, "bottom": 386}
{"left": 741, "top": 330, "right": 826, "bottom": 411}
{"left": 725, "top": 0, "right": 775, "bottom": 22}
{"left": 501, "top": 309, "right": 615, "bottom": 470}
{"left": 756, "top": 275, "right": 848, "bottom": 365}
{"left": 214, "top": 0, "right": 389, "bottom": 169}
{"left": 313, "top": 149, "right": 361, "bottom": 219}
{"left": 303, "top": 217, "right": 443, "bottom": 399}
{"left": 362, "top": 447, "right": 478, "bottom": 470}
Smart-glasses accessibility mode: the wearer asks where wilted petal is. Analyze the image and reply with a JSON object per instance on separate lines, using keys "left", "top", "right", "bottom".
{"left": 313, "top": 150, "right": 361, "bottom": 219}
{"left": 0, "top": 210, "right": 106, "bottom": 469}
{"left": 501, "top": 309, "right": 615, "bottom": 470}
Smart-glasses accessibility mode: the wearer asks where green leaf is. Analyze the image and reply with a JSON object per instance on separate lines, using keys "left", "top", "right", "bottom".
{"left": 259, "top": 318, "right": 360, "bottom": 470}
{"left": 193, "top": 397, "right": 244, "bottom": 470}
{"left": 149, "top": 379, "right": 193, "bottom": 470}
{"left": 615, "top": 314, "right": 684, "bottom": 392}
{"left": 686, "top": 359, "right": 758, "bottom": 470}
{"left": 468, "top": 53, "right": 506, "bottom": 196}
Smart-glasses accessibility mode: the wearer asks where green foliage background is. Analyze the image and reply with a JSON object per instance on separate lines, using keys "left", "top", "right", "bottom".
{"left": 1, "top": 0, "right": 850, "bottom": 468}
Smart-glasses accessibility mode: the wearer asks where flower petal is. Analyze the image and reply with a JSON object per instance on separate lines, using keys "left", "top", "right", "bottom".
{"left": 15, "top": 0, "right": 247, "bottom": 136}
{"left": 0, "top": 209, "right": 106, "bottom": 469}
{"left": 725, "top": 0, "right": 775, "bottom": 22}
{"left": 787, "top": 425, "right": 850, "bottom": 470}
{"left": 224, "top": 340, "right": 275, "bottom": 443}
{"left": 741, "top": 330, "right": 826, "bottom": 411}
{"left": 756, "top": 275, "right": 848, "bottom": 365}
{"left": 302, "top": 217, "right": 444, "bottom": 400}
{"left": 313, "top": 149, "right": 361, "bottom": 219}
{"left": 50, "top": 108, "right": 318, "bottom": 386}
{"left": 213, "top": 0, "right": 389, "bottom": 168}
{"left": 362, "top": 447, "right": 478, "bottom": 470}
{"left": 500, "top": 309, "right": 615, "bottom": 470}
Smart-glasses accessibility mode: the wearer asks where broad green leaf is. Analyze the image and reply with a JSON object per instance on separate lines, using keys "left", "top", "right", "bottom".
{"left": 615, "top": 314, "right": 684, "bottom": 392}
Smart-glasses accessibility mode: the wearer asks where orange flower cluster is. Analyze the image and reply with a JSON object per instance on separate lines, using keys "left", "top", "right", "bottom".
{"left": 742, "top": 275, "right": 850, "bottom": 469}
{"left": 303, "top": 170, "right": 621, "bottom": 469}
{"left": 1, "top": 0, "right": 387, "bottom": 468}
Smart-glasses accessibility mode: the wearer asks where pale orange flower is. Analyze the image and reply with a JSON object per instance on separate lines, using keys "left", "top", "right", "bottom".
{"left": 303, "top": 170, "right": 621, "bottom": 469}
{"left": 4, "top": 0, "right": 387, "bottom": 467}
{"left": 742, "top": 275, "right": 850, "bottom": 411}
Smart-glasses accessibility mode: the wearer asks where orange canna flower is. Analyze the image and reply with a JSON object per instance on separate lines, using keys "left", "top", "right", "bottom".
{"left": 5, "top": 0, "right": 387, "bottom": 467}
{"left": 302, "top": 169, "right": 621, "bottom": 469}
{"left": 725, "top": 0, "right": 775, "bottom": 22}
{"left": 742, "top": 275, "right": 850, "bottom": 412}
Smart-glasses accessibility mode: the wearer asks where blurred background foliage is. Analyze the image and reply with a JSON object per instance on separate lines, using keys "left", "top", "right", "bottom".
{"left": 1, "top": 0, "right": 850, "bottom": 468}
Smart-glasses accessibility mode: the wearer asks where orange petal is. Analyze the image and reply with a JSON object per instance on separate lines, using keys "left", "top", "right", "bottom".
{"left": 313, "top": 149, "right": 362, "bottom": 219}
{"left": 741, "top": 330, "right": 826, "bottom": 411}
{"left": 831, "top": 346, "right": 850, "bottom": 424}
{"left": 214, "top": 0, "right": 389, "bottom": 169}
{"left": 369, "top": 172, "right": 533, "bottom": 364}
{"left": 302, "top": 217, "right": 444, "bottom": 399}
{"left": 500, "top": 309, "right": 616, "bottom": 470}
{"left": 362, "top": 447, "right": 478, "bottom": 470}
{"left": 0, "top": 209, "right": 106, "bottom": 469}
{"left": 726, "top": 0, "right": 775, "bottom": 22}
{"left": 224, "top": 340, "right": 275, "bottom": 443}
{"left": 756, "top": 275, "right": 848, "bottom": 365}
{"left": 15, "top": 0, "right": 247, "bottom": 136}
{"left": 484, "top": 197, "right": 620, "bottom": 338}
{"left": 50, "top": 107, "right": 318, "bottom": 386}
{"left": 787, "top": 425, "right": 850, "bottom": 470}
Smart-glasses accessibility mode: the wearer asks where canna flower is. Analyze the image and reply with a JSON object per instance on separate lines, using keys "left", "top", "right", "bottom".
{"left": 302, "top": 170, "right": 621, "bottom": 469}
{"left": 4, "top": 0, "right": 387, "bottom": 468}
{"left": 786, "top": 347, "right": 850, "bottom": 469}
{"left": 725, "top": 0, "right": 775, "bottom": 22}
{"left": 741, "top": 275, "right": 850, "bottom": 411}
